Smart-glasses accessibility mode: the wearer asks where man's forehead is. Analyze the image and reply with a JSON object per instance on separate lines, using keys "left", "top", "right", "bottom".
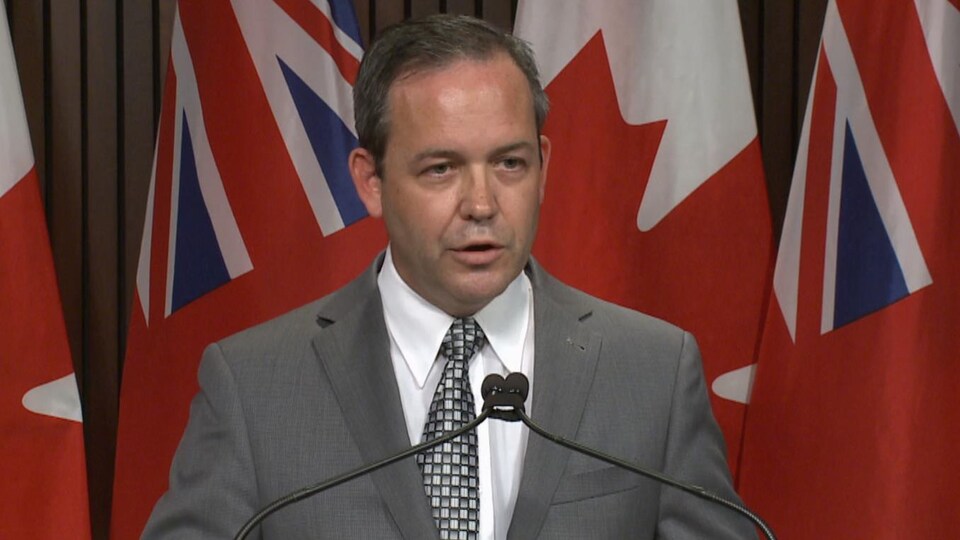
{"left": 386, "top": 58, "right": 534, "bottom": 127}
{"left": 376, "top": 53, "right": 539, "bottom": 163}
{"left": 389, "top": 52, "right": 520, "bottom": 92}
{"left": 384, "top": 54, "right": 534, "bottom": 127}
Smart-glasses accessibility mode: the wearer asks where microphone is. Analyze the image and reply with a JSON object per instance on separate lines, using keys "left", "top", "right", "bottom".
{"left": 235, "top": 373, "right": 775, "bottom": 540}
{"left": 482, "top": 373, "right": 777, "bottom": 540}
{"left": 481, "top": 372, "right": 528, "bottom": 421}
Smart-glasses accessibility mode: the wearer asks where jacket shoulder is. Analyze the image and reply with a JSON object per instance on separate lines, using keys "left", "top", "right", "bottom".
{"left": 213, "top": 259, "right": 379, "bottom": 363}
{"left": 531, "top": 261, "right": 688, "bottom": 345}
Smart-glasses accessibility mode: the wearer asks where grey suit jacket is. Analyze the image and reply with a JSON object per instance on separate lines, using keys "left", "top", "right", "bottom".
{"left": 143, "top": 255, "right": 757, "bottom": 539}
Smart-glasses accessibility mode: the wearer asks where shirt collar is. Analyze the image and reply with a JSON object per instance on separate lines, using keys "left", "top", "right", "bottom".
{"left": 378, "top": 246, "right": 531, "bottom": 387}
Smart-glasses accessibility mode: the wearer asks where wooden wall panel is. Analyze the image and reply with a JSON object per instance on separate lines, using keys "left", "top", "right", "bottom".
{"left": 480, "top": 0, "right": 514, "bottom": 31}
{"left": 411, "top": 0, "right": 441, "bottom": 20}
{"left": 4, "top": 1, "right": 830, "bottom": 537}
{"left": 444, "top": 0, "right": 479, "bottom": 17}
{"left": 374, "top": 0, "right": 405, "bottom": 37}
{"left": 738, "top": 0, "right": 762, "bottom": 128}
{"left": 353, "top": 0, "right": 371, "bottom": 46}
{"left": 84, "top": 2, "right": 120, "bottom": 537}
{"left": 47, "top": 1, "right": 84, "bottom": 371}
{"left": 760, "top": 0, "right": 798, "bottom": 235}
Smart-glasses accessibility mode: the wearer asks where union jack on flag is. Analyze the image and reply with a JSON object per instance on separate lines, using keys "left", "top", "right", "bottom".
{"left": 740, "top": 0, "right": 960, "bottom": 537}
{"left": 772, "top": 0, "right": 934, "bottom": 339}
{"left": 112, "top": 1, "right": 385, "bottom": 537}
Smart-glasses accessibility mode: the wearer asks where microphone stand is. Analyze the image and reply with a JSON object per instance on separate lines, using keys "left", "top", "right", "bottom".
{"left": 483, "top": 373, "right": 776, "bottom": 540}
{"left": 236, "top": 373, "right": 776, "bottom": 540}
{"left": 513, "top": 408, "right": 777, "bottom": 540}
{"left": 233, "top": 409, "right": 493, "bottom": 540}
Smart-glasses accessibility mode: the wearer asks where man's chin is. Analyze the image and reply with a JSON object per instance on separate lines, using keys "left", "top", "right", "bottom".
{"left": 444, "top": 273, "right": 517, "bottom": 314}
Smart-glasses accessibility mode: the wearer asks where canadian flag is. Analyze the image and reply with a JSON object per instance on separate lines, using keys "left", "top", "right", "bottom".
{"left": 0, "top": 5, "right": 92, "bottom": 538}
{"left": 739, "top": 0, "right": 960, "bottom": 537}
{"left": 515, "top": 0, "right": 772, "bottom": 474}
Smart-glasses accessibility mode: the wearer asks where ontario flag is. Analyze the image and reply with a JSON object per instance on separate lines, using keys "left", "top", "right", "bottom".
{"left": 515, "top": 0, "right": 772, "bottom": 474}
{"left": 110, "top": 1, "right": 385, "bottom": 537}
{"left": 739, "top": 0, "right": 960, "bottom": 537}
{"left": 0, "top": 4, "right": 92, "bottom": 538}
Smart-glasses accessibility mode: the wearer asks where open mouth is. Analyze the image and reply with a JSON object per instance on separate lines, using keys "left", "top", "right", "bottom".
{"left": 462, "top": 243, "right": 496, "bottom": 252}
{"left": 451, "top": 243, "right": 504, "bottom": 265}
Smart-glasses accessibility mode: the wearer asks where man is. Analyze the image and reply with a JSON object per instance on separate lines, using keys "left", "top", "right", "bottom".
{"left": 144, "top": 14, "right": 756, "bottom": 539}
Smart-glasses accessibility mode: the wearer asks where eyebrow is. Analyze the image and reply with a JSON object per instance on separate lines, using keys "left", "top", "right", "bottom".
{"left": 411, "top": 141, "right": 537, "bottom": 163}
{"left": 412, "top": 149, "right": 462, "bottom": 163}
{"left": 489, "top": 141, "right": 537, "bottom": 157}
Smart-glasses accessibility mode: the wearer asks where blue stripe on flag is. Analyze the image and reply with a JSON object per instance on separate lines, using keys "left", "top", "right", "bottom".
{"left": 328, "top": 0, "right": 363, "bottom": 47}
{"left": 171, "top": 114, "right": 232, "bottom": 312}
{"left": 833, "top": 123, "right": 909, "bottom": 329}
{"left": 278, "top": 57, "right": 367, "bottom": 227}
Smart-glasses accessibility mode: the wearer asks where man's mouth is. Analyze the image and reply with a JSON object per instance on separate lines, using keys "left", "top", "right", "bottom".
{"left": 450, "top": 243, "right": 504, "bottom": 265}
{"left": 461, "top": 243, "right": 496, "bottom": 251}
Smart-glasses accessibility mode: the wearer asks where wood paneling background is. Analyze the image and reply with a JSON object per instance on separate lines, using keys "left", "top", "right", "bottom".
{"left": 4, "top": 0, "right": 828, "bottom": 537}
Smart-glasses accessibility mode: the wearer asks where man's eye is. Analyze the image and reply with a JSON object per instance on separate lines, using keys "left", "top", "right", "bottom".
{"left": 424, "top": 163, "right": 451, "bottom": 176}
{"left": 500, "top": 157, "right": 524, "bottom": 170}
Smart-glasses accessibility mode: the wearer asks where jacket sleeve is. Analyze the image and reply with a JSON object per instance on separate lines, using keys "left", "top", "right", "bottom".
{"left": 656, "top": 332, "right": 758, "bottom": 539}
{"left": 142, "top": 343, "right": 261, "bottom": 539}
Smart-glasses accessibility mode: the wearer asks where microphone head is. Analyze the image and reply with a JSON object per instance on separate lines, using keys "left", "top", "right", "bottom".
{"left": 481, "top": 374, "right": 507, "bottom": 400}
{"left": 481, "top": 372, "right": 527, "bottom": 420}
{"left": 504, "top": 372, "right": 529, "bottom": 401}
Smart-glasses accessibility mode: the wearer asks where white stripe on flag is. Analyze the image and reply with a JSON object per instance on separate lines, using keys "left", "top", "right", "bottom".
{"left": 0, "top": 7, "right": 34, "bottom": 197}
{"left": 914, "top": 0, "right": 960, "bottom": 132}
{"left": 165, "top": 14, "right": 254, "bottom": 316}
{"left": 233, "top": 0, "right": 357, "bottom": 236}
{"left": 309, "top": 0, "right": 364, "bottom": 59}
{"left": 135, "top": 153, "right": 158, "bottom": 323}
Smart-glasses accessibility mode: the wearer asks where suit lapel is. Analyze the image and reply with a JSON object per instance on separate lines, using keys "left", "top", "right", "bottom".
{"left": 311, "top": 261, "right": 439, "bottom": 539}
{"left": 309, "top": 258, "right": 600, "bottom": 539}
{"left": 508, "top": 263, "right": 602, "bottom": 539}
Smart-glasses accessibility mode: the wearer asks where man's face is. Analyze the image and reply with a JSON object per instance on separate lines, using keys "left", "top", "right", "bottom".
{"left": 350, "top": 53, "right": 550, "bottom": 316}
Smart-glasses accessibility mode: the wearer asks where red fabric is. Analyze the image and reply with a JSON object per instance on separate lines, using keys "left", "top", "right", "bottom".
{"left": 739, "top": 0, "right": 960, "bottom": 537}
{"left": 0, "top": 172, "right": 92, "bottom": 538}
{"left": 110, "top": 2, "right": 382, "bottom": 537}
{"left": 531, "top": 33, "right": 773, "bottom": 474}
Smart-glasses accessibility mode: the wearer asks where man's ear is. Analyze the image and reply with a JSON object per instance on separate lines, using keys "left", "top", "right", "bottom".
{"left": 349, "top": 147, "right": 383, "bottom": 218}
{"left": 538, "top": 134, "right": 551, "bottom": 204}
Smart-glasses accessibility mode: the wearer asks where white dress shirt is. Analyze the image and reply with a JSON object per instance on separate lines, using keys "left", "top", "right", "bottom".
{"left": 378, "top": 247, "right": 535, "bottom": 540}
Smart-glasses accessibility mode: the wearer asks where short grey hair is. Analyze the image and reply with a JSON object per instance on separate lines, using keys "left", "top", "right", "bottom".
{"left": 353, "top": 14, "right": 550, "bottom": 174}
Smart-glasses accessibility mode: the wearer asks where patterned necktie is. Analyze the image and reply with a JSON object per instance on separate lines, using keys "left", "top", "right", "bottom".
{"left": 418, "top": 317, "right": 485, "bottom": 540}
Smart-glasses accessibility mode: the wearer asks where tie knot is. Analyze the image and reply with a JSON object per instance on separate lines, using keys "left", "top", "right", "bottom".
{"left": 440, "top": 317, "right": 486, "bottom": 362}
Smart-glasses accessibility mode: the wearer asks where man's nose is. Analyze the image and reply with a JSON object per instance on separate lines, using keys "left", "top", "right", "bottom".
{"left": 459, "top": 166, "right": 498, "bottom": 221}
